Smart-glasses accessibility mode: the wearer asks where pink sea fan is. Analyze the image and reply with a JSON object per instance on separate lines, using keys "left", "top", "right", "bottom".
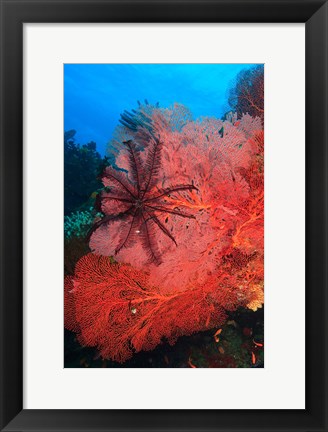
{"left": 90, "top": 108, "right": 263, "bottom": 295}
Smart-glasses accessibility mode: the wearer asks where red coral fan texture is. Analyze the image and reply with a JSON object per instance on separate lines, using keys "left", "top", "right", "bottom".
{"left": 65, "top": 103, "right": 264, "bottom": 363}
{"left": 65, "top": 253, "right": 244, "bottom": 362}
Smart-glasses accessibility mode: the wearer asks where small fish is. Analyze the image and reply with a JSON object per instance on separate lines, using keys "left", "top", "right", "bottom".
{"left": 218, "top": 346, "right": 225, "bottom": 354}
{"left": 188, "top": 357, "right": 197, "bottom": 368}
{"left": 251, "top": 352, "right": 256, "bottom": 365}
{"left": 253, "top": 339, "right": 264, "bottom": 347}
{"left": 214, "top": 328, "right": 222, "bottom": 343}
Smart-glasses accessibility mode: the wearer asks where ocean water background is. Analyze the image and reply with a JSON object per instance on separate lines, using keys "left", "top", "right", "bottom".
{"left": 64, "top": 63, "right": 257, "bottom": 155}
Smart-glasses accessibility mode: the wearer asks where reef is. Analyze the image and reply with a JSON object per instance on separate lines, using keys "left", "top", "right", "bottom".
{"left": 65, "top": 101, "right": 264, "bottom": 363}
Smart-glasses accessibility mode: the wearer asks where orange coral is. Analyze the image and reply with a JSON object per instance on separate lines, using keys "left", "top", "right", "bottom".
{"left": 65, "top": 253, "right": 242, "bottom": 362}
{"left": 67, "top": 103, "right": 264, "bottom": 362}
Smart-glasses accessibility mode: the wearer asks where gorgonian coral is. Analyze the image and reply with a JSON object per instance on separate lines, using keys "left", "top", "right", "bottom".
{"left": 66, "top": 102, "right": 264, "bottom": 362}
{"left": 65, "top": 253, "right": 255, "bottom": 362}
{"left": 90, "top": 106, "right": 263, "bottom": 293}
{"left": 228, "top": 65, "right": 264, "bottom": 123}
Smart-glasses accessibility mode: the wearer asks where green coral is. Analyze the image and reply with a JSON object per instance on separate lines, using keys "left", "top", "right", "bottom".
{"left": 64, "top": 209, "right": 102, "bottom": 239}
{"left": 64, "top": 130, "right": 105, "bottom": 215}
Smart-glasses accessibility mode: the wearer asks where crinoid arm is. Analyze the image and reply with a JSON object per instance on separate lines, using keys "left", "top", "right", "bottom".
{"left": 103, "top": 166, "right": 135, "bottom": 198}
{"left": 122, "top": 140, "right": 144, "bottom": 195}
{"left": 145, "top": 183, "right": 198, "bottom": 202}
{"left": 141, "top": 136, "right": 163, "bottom": 197}
{"left": 139, "top": 213, "right": 162, "bottom": 264}
{"left": 143, "top": 208, "right": 178, "bottom": 246}
{"left": 86, "top": 207, "right": 133, "bottom": 241}
{"left": 146, "top": 204, "right": 196, "bottom": 219}
{"left": 114, "top": 210, "right": 141, "bottom": 255}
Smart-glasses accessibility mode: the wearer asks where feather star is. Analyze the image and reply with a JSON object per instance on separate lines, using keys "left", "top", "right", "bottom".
{"left": 88, "top": 137, "right": 197, "bottom": 264}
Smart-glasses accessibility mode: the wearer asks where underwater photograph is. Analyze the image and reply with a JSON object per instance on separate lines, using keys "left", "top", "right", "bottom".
{"left": 64, "top": 64, "right": 264, "bottom": 368}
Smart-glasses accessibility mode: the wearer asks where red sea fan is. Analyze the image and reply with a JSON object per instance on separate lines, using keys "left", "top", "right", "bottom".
{"left": 64, "top": 276, "right": 79, "bottom": 333}
{"left": 64, "top": 253, "right": 246, "bottom": 362}
{"left": 67, "top": 106, "right": 264, "bottom": 362}
{"left": 91, "top": 110, "right": 263, "bottom": 294}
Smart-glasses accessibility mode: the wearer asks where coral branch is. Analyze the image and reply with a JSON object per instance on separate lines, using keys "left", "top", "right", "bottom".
{"left": 65, "top": 254, "right": 242, "bottom": 362}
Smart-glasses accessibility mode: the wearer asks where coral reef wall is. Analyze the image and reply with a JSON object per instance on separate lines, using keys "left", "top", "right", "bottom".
{"left": 65, "top": 102, "right": 264, "bottom": 363}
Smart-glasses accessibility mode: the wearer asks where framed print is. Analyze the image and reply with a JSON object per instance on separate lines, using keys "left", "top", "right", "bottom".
{"left": 0, "top": 0, "right": 327, "bottom": 431}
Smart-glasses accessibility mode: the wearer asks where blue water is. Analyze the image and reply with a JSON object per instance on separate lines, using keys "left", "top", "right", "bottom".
{"left": 64, "top": 64, "right": 257, "bottom": 155}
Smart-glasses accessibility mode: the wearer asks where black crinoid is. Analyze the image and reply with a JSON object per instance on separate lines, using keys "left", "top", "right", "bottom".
{"left": 88, "top": 135, "right": 198, "bottom": 264}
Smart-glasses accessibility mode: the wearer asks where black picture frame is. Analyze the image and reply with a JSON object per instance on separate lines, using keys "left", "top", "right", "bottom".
{"left": 0, "top": 0, "right": 327, "bottom": 431}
